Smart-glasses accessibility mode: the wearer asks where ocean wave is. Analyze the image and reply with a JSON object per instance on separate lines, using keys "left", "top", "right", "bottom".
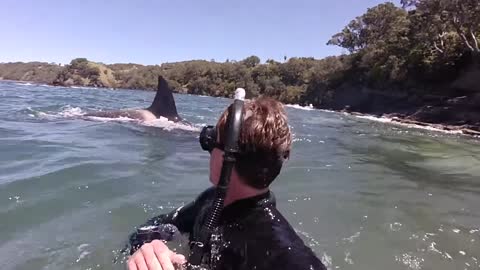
{"left": 286, "top": 104, "right": 315, "bottom": 111}
{"left": 70, "top": 86, "right": 100, "bottom": 90}
{"left": 15, "top": 82, "right": 33, "bottom": 86}
{"left": 353, "top": 114, "right": 394, "bottom": 123}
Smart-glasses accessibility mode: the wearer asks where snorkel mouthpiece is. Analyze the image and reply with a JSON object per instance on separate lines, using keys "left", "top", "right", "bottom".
{"left": 188, "top": 88, "right": 245, "bottom": 269}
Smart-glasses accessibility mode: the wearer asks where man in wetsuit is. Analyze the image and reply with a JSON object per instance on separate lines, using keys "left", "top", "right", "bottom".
{"left": 126, "top": 96, "right": 326, "bottom": 270}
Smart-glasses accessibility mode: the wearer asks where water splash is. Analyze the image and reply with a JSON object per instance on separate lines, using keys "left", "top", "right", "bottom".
{"left": 321, "top": 252, "right": 333, "bottom": 269}
{"left": 344, "top": 250, "right": 354, "bottom": 265}
{"left": 389, "top": 222, "right": 403, "bottom": 232}
{"left": 15, "top": 82, "right": 33, "bottom": 86}
{"left": 27, "top": 105, "right": 86, "bottom": 119}
{"left": 343, "top": 232, "right": 361, "bottom": 243}
{"left": 395, "top": 253, "right": 424, "bottom": 270}
{"left": 263, "top": 207, "right": 276, "bottom": 220}
{"left": 75, "top": 243, "right": 90, "bottom": 263}
{"left": 209, "top": 227, "right": 229, "bottom": 270}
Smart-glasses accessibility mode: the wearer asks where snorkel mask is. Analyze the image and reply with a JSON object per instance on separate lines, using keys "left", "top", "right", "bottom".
{"left": 188, "top": 88, "right": 245, "bottom": 269}
{"left": 199, "top": 125, "right": 218, "bottom": 153}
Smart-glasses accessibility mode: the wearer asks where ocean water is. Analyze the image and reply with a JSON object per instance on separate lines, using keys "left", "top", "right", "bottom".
{"left": 0, "top": 80, "right": 479, "bottom": 270}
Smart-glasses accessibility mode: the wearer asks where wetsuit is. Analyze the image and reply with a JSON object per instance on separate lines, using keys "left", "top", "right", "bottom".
{"left": 127, "top": 187, "right": 326, "bottom": 270}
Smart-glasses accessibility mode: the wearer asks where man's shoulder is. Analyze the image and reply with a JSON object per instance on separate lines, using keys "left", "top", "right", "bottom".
{"left": 192, "top": 186, "right": 216, "bottom": 206}
{"left": 236, "top": 206, "right": 326, "bottom": 269}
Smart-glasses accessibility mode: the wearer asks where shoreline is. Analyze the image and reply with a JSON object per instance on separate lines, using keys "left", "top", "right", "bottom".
{"left": 343, "top": 111, "right": 480, "bottom": 137}
{"left": 2, "top": 78, "right": 479, "bottom": 138}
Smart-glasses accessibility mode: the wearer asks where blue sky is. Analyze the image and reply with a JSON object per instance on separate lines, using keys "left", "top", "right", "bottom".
{"left": 0, "top": 0, "right": 399, "bottom": 65}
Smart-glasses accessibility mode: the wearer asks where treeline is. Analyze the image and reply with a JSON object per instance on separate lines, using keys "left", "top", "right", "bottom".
{"left": 1, "top": 0, "right": 478, "bottom": 109}
{"left": 0, "top": 56, "right": 346, "bottom": 105}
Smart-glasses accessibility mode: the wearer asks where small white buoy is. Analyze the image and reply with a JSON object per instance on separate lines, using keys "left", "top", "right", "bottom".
{"left": 235, "top": 88, "right": 246, "bottom": 101}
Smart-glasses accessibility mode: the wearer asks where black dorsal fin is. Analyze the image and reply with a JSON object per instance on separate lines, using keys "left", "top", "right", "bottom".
{"left": 147, "top": 76, "right": 181, "bottom": 122}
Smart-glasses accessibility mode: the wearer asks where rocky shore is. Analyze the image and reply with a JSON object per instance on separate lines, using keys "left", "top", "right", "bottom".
{"left": 300, "top": 62, "right": 479, "bottom": 137}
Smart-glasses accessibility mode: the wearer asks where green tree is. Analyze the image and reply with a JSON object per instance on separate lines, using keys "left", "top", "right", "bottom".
{"left": 402, "top": 0, "right": 480, "bottom": 58}
{"left": 241, "top": 55, "right": 261, "bottom": 68}
{"left": 327, "top": 2, "right": 411, "bottom": 83}
{"left": 327, "top": 3, "right": 410, "bottom": 53}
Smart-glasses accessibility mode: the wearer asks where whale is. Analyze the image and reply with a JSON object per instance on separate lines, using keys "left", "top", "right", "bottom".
{"left": 84, "top": 76, "right": 182, "bottom": 122}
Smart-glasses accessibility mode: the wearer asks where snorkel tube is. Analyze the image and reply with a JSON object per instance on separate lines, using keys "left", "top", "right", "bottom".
{"left": 187, "top": 88, "right": 245, "bottom": 269}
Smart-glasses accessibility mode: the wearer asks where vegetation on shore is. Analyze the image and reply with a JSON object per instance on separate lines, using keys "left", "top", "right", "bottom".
{"left": 1, "top": 0, "right": 479, "bottom": 132}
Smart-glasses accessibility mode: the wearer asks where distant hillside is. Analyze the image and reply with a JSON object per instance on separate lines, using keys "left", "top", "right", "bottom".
{"left": 0, "top": 62, "right": 63, "bottom": 83}
{"left": 52, "top": 58, "right": 117, "bottom": 88}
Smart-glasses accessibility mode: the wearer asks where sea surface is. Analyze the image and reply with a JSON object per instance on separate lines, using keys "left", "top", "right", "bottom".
{"left": 1, "top": 80, "right": 479, "bottom": 270}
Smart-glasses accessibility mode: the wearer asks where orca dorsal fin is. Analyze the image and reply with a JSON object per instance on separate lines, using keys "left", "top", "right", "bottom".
{"left": 147, "top": 76, "right": 181, "bottom": 122}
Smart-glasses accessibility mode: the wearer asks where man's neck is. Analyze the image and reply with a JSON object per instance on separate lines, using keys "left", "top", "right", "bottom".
{"left": 224, "top": 178, "right": 269, "bottom": 206}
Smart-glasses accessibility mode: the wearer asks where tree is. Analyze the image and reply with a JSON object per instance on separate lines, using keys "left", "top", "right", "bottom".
{"left": 328, "top": 2, "right": 412, "bottom": 83}
{"left": 402, "top": 0, "right": 480, "bottom": 58}
{"left": 241, "top": 55, "right": 261, "bottom": 68}
{"left": 327, "top": 3, "right": 410, "bottom": 54}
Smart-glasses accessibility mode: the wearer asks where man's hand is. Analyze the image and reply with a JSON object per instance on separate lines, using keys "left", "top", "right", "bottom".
{"left": 127, "top": 240, "right": 186, "bottom": 270}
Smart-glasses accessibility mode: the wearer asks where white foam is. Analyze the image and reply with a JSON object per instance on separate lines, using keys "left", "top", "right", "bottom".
{"left": 428, "top": 242, "right": 441, "bottom": 254}
{"left": 75, "top": 250, "right": 90, "bottom": 263}
{"left": 84, "top": 115, "right": 135, "bottom": 123}
{"left": 27, "top": 105, "right": 86, "bottom": 119}
{"left": 353, "top": 114, "right": 466, "bottom": 135}
{"left": 77, "top": 243, "right": 89, "bottom": 251}
{"left": 141, "top": 117, "right": 201, "bottom": 132}
{"left": 15, "top": 82, "right": 33, "bottom": 86}
{"left": 444, "top": 252, "right": 452, "bottom": 260}
{"left": 286, "top": 104, "right": 315, "bottom": 111}
{"left": 390, "top": 222, "right": 403, "bottom": 232}
{"left": 321, "top": 252, "right": 333, "bottom": 268}
{"left": 395, "top": 253, "right": 424, "bottom": 270}
{"left": 354, "top": 115, "right": 393, "bottom": 123}
{"left": 344, "top": 251, "right": 354, "bottom": 265}
{"left": 70, "top": 86, "right": 98, "bottom": 90}
{"left": 343, "top": 231, "right": 361, "bottom": 243}
{"left": 75, "top": 243, "right": 90, "bottom": 263}
{"left": 58, "top": 106, "right": 85, "bottom": 117}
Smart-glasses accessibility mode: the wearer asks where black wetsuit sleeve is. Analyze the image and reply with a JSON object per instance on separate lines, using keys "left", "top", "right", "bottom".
{"left": 125, "top": 187, "right": 215, "bottom": 254}
{"left": 269, "top": 249, "right": 327, "bottom": 270}
{"left": 137, "top": 187, "right": 215, "bottom": 232}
